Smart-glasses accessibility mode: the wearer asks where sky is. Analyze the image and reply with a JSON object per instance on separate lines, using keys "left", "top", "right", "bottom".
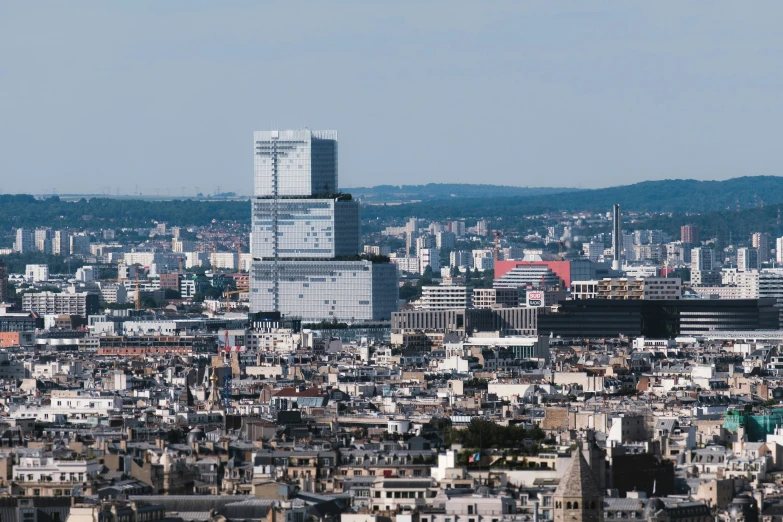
{"left": 2, "top": 2, "right": 783, "bottom": 196}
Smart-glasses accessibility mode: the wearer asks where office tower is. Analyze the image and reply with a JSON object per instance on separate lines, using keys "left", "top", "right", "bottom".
{"left": 250, "top": 130, "right": 397, "bottom": 321}
{"left": 0, "top": 259, "right": 7, "bottom": 303}
{"left": 691, "top": 247, "right": 714, "bottom": 271}
{"left": 611, "top": 204, "right": 621, "bottom": 271}
{"left": 737, "top": 247, "right": 759, "bottom": 271}
{"left": 14, "top": 229, "right": 34, "bottom": 253}
{"left": 752, "top": 232, "right": 770, "bottom": 263}
{"left": 681, "top": 224, "right": 699, "bottom": 245}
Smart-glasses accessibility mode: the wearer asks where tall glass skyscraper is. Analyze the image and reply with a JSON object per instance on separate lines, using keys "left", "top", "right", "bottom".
{"left": 250, "top": 130, "right": 398, "bottom": 321}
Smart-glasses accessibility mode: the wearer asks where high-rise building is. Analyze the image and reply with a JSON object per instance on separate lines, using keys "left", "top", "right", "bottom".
{"left": 777, "top": 237, "right": 783, "bottom": 265}
{"left": 435, "top": 231, "right": 456, "bottom": 250}
{"left": 419, "top": 248, "right": 440, "bottom": 275}
{"left": 752, "top": 232, "right": 770, "bottom": 264}
{"left": 681, "top": 224, "right": 699, "bottom": 245}
{"left": 22, "top": 291, "right": 99, "bottom": 318}
{"left": 70, "top": 233, "right": 91, "bottom": 256}
{"left": 250, "top": 130, "right": 397, "bottom": 321}
{"left": 737, "top": 247, "right": 759, "bottom": 271}
{"left": 691, "top": 247, "right": 714, "bottom": 271}
{"left": 611, "top": 204, "right": 621, "bottom": 271}
{"left": 14, "top": 229, "right": 34, "bottom": 253}
{"left": 34, "top": 228, "right": 52, "bottom": 253}
{"left": 0, "top": 259, "right": 8, "bottom": 303}
{"left": 53, "top": 231, "right": 69, "bottom": 256}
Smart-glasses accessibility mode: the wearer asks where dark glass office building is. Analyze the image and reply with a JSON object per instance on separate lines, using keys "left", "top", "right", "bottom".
{"left": 538, "top": 298, "right": 779, "bottom": 339}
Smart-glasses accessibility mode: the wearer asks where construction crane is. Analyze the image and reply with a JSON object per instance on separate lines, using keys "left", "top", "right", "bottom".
{"left": 223, "top": 289, "right": 245, "bottom": 313}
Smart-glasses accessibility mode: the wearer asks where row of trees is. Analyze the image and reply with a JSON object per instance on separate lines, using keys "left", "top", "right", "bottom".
{"left": 445, "top": 419, "right": 546, "bottom": 449}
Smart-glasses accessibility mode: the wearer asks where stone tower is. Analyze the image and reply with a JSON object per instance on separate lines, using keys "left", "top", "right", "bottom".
{"left": 553, "top": 450, "right": 604, "bottom": 522}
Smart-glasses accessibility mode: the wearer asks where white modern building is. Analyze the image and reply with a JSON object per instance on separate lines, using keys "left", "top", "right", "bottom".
{"left": 418, "top": 285, "right": 473, "bottom": 310}
{"left": 737, "top": 247, "right": 759, "bottom": 271}
{"left": 250, "top": 130, "right": 397, "bottom": 321}
{"left": 419, "top": 248, "right": 440, "bottom": 275}
{"left": 691, "top": 247, "right": 714, "bottom": 271}
{"left": 25, "top": 264, "right": 49, "bottom": 283}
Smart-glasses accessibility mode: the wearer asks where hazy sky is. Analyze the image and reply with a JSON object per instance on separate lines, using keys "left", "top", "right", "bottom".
{"left": 2, "top": 2, "right": 783, "bottom": 195}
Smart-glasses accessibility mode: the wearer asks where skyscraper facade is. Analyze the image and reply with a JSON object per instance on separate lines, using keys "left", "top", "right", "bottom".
{"left": 250, "top": 130, "right": 398, "bottom": 321}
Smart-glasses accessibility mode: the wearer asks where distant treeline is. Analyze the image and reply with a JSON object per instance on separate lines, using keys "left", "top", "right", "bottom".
{"left": 0, "top": 195, "right": 249, "bottom": 229}
{"left": 2, "top": 176, "right": 783, "bottom": 240}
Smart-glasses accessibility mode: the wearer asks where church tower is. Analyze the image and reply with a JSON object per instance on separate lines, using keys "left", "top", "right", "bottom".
{"left": 553, "top": 450, "right": 604, "bottom": 522}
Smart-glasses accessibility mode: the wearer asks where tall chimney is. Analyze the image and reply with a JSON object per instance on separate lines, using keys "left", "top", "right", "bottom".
{"left": 612, "top": 204, "right": 622, "bottom": 271}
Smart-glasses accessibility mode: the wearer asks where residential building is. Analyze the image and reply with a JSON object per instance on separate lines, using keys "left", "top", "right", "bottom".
{"left": 69, "top": 233, "right": 90, "bottom": 256}
{"left": 22, "top": 291, "right": 99, "bottom": 317}
{"left": 591, "top": 277, "right": 681, "bottom": 300}
{"left": 418, "top": 286, "right": 473, "bottom": 310}
{"left": 99, "top": 283, "right": 127, "bottom": 304}
{"left": 14, "top": 228, "right": 34, "bottom": 253}
{"left": 435, "top": 231, "right": 456, "bottom": 250}
{"left": 691, "top": 247, "right": 714, "bottom": 271}
{"left": 25, "top": 264, "right": 49, "bottom": 283}
{"left": 419, "top": 248, "right": 440, "bottom": 275}
{"left": 681, "top": 224, "right": 699, "bottom": 245}
{"left": 472, "top": 249, "right": 494, "bottom": 271}
{"left": 53, "top": 230, "right": 69, "bottom": 255}
{"left": 738, "top": 247, "right": 759, "bottom": 271}
{"left": 449, "top": 250, "right": 473, "bottom": 269}
{"left": 753, "top": 232, "right": 770, "bottom": 264}
{"left": 34, "top": 228, "right": 52, "bottom": 253}
{"left": 0, "top": 259, "right": 8, "bottom": 303}
{"left": 472, "top": 287, "right": 519, "bottom": 308}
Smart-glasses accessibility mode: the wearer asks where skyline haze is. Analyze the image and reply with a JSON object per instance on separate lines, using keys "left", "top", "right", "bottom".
{"left": 2, "top": 2, "right": 783, "bottom": 195}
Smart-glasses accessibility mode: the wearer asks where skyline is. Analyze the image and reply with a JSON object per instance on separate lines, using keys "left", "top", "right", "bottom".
{"left": 3, "top": 3, "right": 783, "bottom": 195}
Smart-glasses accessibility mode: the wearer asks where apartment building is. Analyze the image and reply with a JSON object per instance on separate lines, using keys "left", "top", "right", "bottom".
{"left": 22, "top": 291, "right": 99, "bottom": 317}
{"left": 418, "top": 286, "right": 473, "bottom": 310}
{"left": 592, "top": 277, "right": 681, "bottom": 300}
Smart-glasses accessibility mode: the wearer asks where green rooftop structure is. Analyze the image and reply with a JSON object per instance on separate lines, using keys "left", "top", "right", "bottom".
{"left": 723, "top": 408, "right": 783, "bottom": 442}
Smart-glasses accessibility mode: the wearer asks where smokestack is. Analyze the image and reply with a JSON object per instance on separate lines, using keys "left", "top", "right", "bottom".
{"left": 612, "top": 204, "right": 622, "bottom": 271}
